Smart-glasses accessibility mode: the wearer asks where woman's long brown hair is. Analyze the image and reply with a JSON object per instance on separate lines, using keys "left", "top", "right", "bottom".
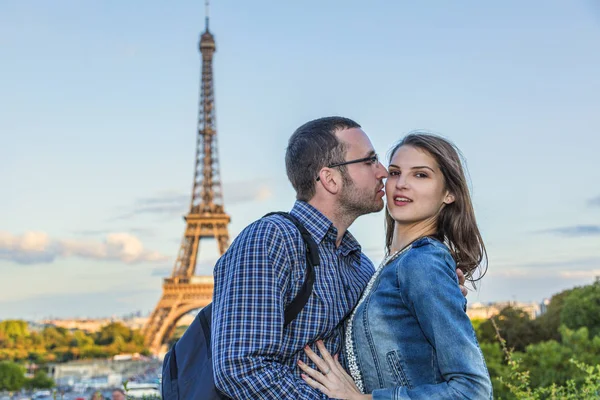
{"left": 384, "top": 132, "right": 488, "bottom": 283}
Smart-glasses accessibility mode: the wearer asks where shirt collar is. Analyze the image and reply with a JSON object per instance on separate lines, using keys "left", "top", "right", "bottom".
{"left": 290, "top": 201, "right": 362, "bottom": 255}
{"left": 338, "top": 229, "right": 361, "bottom": 257}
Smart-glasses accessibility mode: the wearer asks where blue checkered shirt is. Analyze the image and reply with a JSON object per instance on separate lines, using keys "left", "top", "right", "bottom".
{"left": 212, "top": 201, "right": 375, "bottom": 399}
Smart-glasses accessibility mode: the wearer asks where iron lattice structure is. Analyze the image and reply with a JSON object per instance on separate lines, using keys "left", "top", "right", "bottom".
{"left": 143, "top": 10, "right": 230, "bottom": 355}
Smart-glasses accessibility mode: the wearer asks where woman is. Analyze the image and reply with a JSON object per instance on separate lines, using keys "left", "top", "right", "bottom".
{"left": 298, "top": 133, "right": 492, "bottom": 399}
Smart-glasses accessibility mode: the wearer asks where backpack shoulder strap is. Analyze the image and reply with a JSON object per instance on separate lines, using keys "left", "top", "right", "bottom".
{"left": 262, "top": 211, "right": 318, "bottom": 327}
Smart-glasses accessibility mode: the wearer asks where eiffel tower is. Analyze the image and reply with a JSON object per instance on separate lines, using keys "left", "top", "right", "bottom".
{"left": 143, "top": 2, "right": 230, "bottom": 355}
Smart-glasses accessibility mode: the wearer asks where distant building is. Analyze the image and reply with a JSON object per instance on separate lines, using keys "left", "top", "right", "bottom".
{"left": 40, "top": 313, "right": 194, "bottom": 333}
{"left": 41, "top": 318, "right": 114, "bottom": 332}
{"left": 467, "top": 301, "right": 543, "bottom": 320}
{"left": 539, "top": 298, "right": 551, "bottom": 315}
{"left": 48, "top": 358, "right": 161, "bottom": 390}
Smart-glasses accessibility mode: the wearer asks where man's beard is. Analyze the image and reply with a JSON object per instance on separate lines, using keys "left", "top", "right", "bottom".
{"left": 338, "top": 173, "right": 384, "bottom": 219}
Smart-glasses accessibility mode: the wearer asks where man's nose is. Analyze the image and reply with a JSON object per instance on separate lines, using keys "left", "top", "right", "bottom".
{"left": 377, "top": 162, "right": 388, "bottom": 178}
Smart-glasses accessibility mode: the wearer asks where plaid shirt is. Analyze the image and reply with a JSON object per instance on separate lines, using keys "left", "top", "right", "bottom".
{"left": 212, "top": 201, "right": 374, "bottom": 399}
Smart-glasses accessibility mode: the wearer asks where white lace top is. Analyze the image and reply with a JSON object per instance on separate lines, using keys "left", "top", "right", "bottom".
{"left": 344, "top": 246, "right": 412, "bottom": 393}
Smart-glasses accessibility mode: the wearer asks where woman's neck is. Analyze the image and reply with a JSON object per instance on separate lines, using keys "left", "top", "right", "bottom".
{"left": 390, "top": 219, "right": 437, "bottom": 254}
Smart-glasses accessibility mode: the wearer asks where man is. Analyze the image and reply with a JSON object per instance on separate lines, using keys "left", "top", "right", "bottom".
{"left": 212, "top": 117, "right": 465, "bottom": 398}
{"left": 111, "top": 388, "right": 126, "bottom": 400}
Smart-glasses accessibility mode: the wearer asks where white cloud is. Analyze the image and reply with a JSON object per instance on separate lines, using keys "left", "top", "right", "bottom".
{"left": 0, "top": 231, "right": 168, "bottom": 265}
{"left": 487, "top": 265, "right": 600, "bottom": 280}
{"left": 114, "top": 179, "right": 277, "bottom": 220}
{"left": 488, "top": 268, "right": 537, "bottom": 278}
{"left": 254, "top": 186, "right": 273, "bottom": 202}
{"left": 559, "top": 269, "right": 600, "bottom": 279}
{"left": 588, "top": 195, "right": 600, "bottom": 207}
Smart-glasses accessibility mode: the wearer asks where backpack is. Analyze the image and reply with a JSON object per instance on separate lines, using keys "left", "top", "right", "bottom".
{"left": 161, "top": 212, "right": 318, "bottom": 399}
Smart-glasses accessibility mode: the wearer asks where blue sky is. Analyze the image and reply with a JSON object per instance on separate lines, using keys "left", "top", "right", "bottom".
{"left": 1, "top": 1, "right": 599, "bottom": 319}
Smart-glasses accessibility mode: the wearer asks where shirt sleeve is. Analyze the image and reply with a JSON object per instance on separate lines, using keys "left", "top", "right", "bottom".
{"left": 372, "top": 244, "right": 492, "bottom": 400}
{"left": 211, "top": 218, "right": 327, "bottom": 399}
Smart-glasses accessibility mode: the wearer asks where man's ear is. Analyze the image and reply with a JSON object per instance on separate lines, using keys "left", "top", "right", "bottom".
{"left": 443, "top": 192, "right": 455, "bottom": 205}
{"left": 317, "top": 168, "right": 340, "bottom": 195}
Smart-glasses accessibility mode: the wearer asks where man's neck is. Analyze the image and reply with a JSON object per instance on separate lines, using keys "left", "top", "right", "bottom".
{"left": 307, "top": 199, "right": 356, "bottom": 247}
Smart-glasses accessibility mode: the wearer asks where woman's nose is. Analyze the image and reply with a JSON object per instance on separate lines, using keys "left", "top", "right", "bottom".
{"left": 395, "top": 176, "right": 409, "bottom": 189}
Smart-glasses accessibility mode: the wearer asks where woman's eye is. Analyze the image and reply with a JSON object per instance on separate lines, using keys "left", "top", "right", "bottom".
{"left": 389, "top": 170, "right": 400, "bottom": 176}
{"left": 415, "top": 172, "right": 428, "bottom": 178}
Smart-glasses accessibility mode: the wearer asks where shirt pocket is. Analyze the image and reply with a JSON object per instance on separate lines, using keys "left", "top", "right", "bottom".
{"left": 311, "top": 267, "right": 350, "bottom": 328}
{"left": 310, "top": 282, "right": 339, "bottom": 331}
{"left": 386, "top": 350, "right": 413, "bottom": 389}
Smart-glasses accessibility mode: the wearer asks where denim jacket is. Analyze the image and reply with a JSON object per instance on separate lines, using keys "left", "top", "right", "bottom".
{"left": 346, "top": 237, "right": 492, "bottom": 399}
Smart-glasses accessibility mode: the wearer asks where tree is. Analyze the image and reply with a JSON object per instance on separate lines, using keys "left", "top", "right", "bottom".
{"left": 25, "top": 369, "right": 54, "bottom": 390}
{"left": 71, "top": 330, "right": 94, "bottom": 348}
{"left": 534, "top": 287, "right": 574, "bottom": 343}
{"left": 0, "top": 320, "right": 29, "bottom": 340}
{"left": 478, "top": 306, "right": 538, "bottom": 352}
{"left": 0, "top": 320, "right": 149, "bottom": 363}
{"left": 516, "top": 326, "right": 600, "bottom": 388}
{"left": 96, "top": 322, "right": 132, "bottom": 345}
{"left": 561, "top": 280, "right": 600, "bottom": 338}
{"left": 0, "top": 361, "right": 26, "bottom": 391}
{"left": 42, "top": 326, "right": 69, "bottom": 350}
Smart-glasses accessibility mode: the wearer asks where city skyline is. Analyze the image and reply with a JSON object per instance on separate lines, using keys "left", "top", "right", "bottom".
{"left": 1, "top": 0, "right": 599, "bottom": 319}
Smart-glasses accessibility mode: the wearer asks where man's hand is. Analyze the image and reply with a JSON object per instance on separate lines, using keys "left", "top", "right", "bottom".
{"left": 456, "top": 268, "right": 468, "bottom": 297}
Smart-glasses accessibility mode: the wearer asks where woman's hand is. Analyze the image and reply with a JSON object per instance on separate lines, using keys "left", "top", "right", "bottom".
{"left": 456, "top": 268, "right": 468, "bottom": 297}
{"left": 298, "top": 340, "right": 371, "bottom": 400}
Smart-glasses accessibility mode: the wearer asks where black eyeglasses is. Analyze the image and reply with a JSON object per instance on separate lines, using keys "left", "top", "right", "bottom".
{"left": 316, "top": 154, "right": 379, "bottom": 181}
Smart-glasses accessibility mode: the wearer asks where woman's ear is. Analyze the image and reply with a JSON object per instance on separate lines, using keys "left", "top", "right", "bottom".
{"left": 443, "top": 192, "right": 455, "bottom": 205}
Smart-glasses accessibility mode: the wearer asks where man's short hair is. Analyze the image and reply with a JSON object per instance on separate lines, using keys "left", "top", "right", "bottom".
{"left": 285, "top": 116, "right": 360, "bottom": 201}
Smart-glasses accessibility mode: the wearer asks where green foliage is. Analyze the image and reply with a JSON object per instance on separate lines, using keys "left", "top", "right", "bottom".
{"left": 0, "top": 320, "right": 30, "bottom": 340}
{"left": 0, "top": 321, "right": 149, "bottom": 363}
{"left": 516, "top": 326, "right": 600, "bottom": 389}
{"left": 25, "top": 369, "right": 55, "bottom": 389}
{"left": 471, "top": 318, "right": 485, "bottom": 335}
{"left": 498, "top": 342, "right": 600, "bottom": 399}
{"left": 96, "top": 322, "right": 134, "bottom": 345}
{"left": 534, "top": 289, "right": 573, "bottom": 343}
{"left": 72, "top": 330, "right": 94, "bottom": 347}
{"left": 0, "top": 361, "right": 26, "bottom": 391}
{"left": 478, "top": 306, "right": 538, "bottom": 352}
{"left": 473, "top": 281, "right": 600, "bottom": 398}
{"left": 560, "top": 280, "right": 600, "bottom": 338}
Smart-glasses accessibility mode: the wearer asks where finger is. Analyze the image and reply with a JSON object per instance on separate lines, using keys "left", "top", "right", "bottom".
{"left": 297, "top": 359, "right": 327, "bottom": 384}
{"left": 316, "top": 340, "right": 335, "bottom": 364}
{"left": 301, "top": 374, "right": 331, "bottom": 397}
{"left": 334, "top": 354, "right": 356, "bottom": 385}
{"left": 456, "top": 268, "right": 465, "bottom": 285}
{"left": 332, "top": 354, "right": 346, "bottom": 374}
{"left": 460, "top": 285, "right": 468, "bottom": 297}
{"left": 304, "top": 345, "right": 332, "bottom": 374}
{"left": 334, "top": 353, "right": 343, "bottom": 368}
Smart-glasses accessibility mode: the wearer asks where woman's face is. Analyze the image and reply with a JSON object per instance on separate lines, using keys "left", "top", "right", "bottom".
{"left": 385, "top": 145, "right": 454, "bottom": 227}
